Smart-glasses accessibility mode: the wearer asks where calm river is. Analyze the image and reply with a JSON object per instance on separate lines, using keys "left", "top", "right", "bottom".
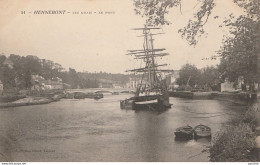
{"left": 0, "top": 92, "right": 247, "bottom": 161}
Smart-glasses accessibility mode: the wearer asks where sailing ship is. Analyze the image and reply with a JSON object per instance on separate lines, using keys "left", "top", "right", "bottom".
{"left": 120, "top": 26, "right": 172, "bottom": 111}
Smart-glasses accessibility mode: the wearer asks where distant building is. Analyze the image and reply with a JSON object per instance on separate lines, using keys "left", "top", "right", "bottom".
{"left": 221, "top": 81, "right": 235, "bottom": 92}
{"left": 220, "top": 77, "right": 243, "bottom": 92}
{"left": 49, "top": 79, "right": 63, "bottom": 89}
{"left": 31, "top": 75, "right": 63, "bottom": 90}
{"left": 127, "top": 78, "right": 142, "bottom": 88}
{"left": 166, "top": 70, "right": 180, "bottom": 89}
{"left": 31, "top": 75, "right": 45, "bottom": 90}
{"left": 113, "top": 83, "right": 123, "bottom": 88}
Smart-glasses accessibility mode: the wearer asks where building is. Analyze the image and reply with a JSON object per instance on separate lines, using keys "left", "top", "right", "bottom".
{"left": 221, "top": 81, "right": 235, "bottom": 92}
{"left": 220, "top": 77, "right": 243, "bottom": 92}
{"left": 31, "top": 75, "right": 45, "bottom": 90}
{"left": 166, "top": 70, "right": 180, "bottom": 89}
{"left": 127, "top": 78, "right": 142, "bottom": 88}
{"left": 49, "top": 77, "right": 63, "bottom": 89}
{"left": 112, "top": 83, "right": 123, "bottom": 88}
{"left": 31, "top": 75, "right": 63, "bottom": 90}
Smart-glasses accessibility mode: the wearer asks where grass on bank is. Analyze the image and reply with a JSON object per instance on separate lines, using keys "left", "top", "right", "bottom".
{"left": 209, "top": 105, "right": 260, "bottom": 162}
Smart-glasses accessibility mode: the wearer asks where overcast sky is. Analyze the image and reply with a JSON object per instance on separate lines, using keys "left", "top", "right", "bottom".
{"left": 0, "top": 0, "right": 244, "bottom": 73}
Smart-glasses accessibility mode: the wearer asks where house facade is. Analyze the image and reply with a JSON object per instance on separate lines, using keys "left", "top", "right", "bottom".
{"left": 31, "top": 75, "right": 63, "bottom": 90}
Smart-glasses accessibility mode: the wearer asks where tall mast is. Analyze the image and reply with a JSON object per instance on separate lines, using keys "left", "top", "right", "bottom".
{"left": 150, "top": 33, "right": 156, "bottom": 87}
{"left": 126, "top": 26, "right": 168, "bottom": 96}
{"left": 143, "top": 25, "right": 151, "bottom": 90}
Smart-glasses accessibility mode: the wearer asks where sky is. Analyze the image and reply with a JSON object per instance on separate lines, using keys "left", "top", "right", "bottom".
{"left": 0, "top": 0, "right": 244, "bottom": 73}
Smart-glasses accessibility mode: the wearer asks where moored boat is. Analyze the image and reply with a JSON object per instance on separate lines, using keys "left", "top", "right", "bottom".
{"left": 120, "top": 26, "right": 172, "bottom": 111}
{"left": 194, "top": 124, "right": 211, "bottom": 138}
{"left": 174, "top": 125, "right": 194, "bottom": 139}
{"left": 121, "top": 93, "right": 171, "bottom": 110}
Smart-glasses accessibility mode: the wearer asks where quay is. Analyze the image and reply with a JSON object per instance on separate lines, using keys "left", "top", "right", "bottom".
{"left": 169, "top": 91, "right": 257, "bottom": 105}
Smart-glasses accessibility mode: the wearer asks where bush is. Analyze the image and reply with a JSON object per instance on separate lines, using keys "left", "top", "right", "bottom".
{"left": 209, "top": 123, "right": 256, "bottom": 161}
{"left": 243, "top": 107, "right": 259, "bottom": 128}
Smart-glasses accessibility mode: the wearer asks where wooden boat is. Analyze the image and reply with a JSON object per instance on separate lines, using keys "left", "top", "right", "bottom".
{"left": 73, "top": 92, "right": 86, "bottom": 99}
{"left": 174, "top": 125, "right": 194, "bottom": 139}
{"left": 121, "top": 94, "right": 171, "bottom": 110}
{"left": 194, "top": 124, "right": 211, "bottom": 138}
{"left": 120, "top": 26, "right": 172, "bottom": 111}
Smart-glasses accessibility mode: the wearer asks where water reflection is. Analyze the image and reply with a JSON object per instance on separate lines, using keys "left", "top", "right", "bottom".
{"left": 174, "top": 136, "right": 193, "bottom": 142}
{"left": 133, "top": 110, "right": 168, "bottom": 161}
{"left": 174, "top": 136, "right": 211, "bottom": 144}
{"left": 194, "top": 137, "right": 211, "bottom": 144}
{"left": 134, "top": 109, "right": 168, "bottom": 115}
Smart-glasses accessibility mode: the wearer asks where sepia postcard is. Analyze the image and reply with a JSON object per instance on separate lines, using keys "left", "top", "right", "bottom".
{"left": 0, "top": 0, "right": 259, "bottom": 163}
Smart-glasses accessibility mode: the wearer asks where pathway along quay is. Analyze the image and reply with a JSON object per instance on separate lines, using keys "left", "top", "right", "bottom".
{"left": 0, "top": 93, "right": 248, "bottom": 161}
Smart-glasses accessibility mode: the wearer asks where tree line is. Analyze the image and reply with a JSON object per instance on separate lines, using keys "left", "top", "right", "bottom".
{"left": 0, "top": 54, "right": 135, "bottom": 90}
{"left": 176, "top": 64, "right": 220, "bottom": 91}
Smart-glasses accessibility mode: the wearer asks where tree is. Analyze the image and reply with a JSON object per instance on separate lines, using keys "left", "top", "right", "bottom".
{"left": 0, "top": 65, "right": 15, "bottom": 89}
{"left": 0, "top": 55, "right": 6, "bottom": 65}
{"left": 200, "top": 66, "right": 220, "bottom": 90}
{"left": 134, "top": 0, "right": 215, "bottom": 45}
{"left": 176, "top": 64, "right": 201, "bottom": 88}
{"left": 217, "top": 1, "right": 260, "bottom": 91}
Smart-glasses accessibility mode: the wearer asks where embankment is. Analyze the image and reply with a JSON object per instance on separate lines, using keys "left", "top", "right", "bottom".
{"left": 0, "top": 97, "right": 52, "bottom": 108}
{"left": 169, "top": 91, "right": 257, "bottom": 105}
{"left": 209, "top": 101, "right": 260, "bottom": 161}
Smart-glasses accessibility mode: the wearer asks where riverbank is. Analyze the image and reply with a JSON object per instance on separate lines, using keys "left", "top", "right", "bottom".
{"left": 208, "top": 101, "right": 260, "bottom": 161}
{"left": 169, "top": 91, "right": 257, "bottom": 105}
{"left": 0, "top": 89, "right": 64, "bottom": 108}
{"left": 0, "top": 89, "right": 105, "bottom": 108}
{"left": 0, "top": 97, "right": 52, "bottom": 108}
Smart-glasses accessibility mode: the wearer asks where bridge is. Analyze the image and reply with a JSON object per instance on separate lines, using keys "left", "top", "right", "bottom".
{"left": 93, "top": 89, "right": 135, "bottom": 94}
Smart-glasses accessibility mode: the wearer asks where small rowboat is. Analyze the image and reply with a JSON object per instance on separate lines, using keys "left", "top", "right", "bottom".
{"left": 174, "top": 125, "right": 194, "bottom": 139}
{"left": 194, "top": 124, "right": 211, "bottom": 138}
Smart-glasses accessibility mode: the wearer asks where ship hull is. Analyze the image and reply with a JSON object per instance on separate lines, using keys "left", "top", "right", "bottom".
{"left": 120, "top": 94, "right": 171, "bottom": 111}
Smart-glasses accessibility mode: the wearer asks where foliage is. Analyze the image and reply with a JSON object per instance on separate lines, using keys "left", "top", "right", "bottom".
{"left": 133, "top": 0, "right": 182, "bottom": 26}
{"left": 176, "top": 64, "right": 220, "bottom": 89}
{"left": 217, "top": 0, "right": 260, "bottom": 90}
{"left": 0, "top": 66, "right": 15, "bottom": 89}
{"left": 209, "top": 123, "right": 256, "bottom": 161}
{"left": 209, "top": 106, "right": 259, "bottom": 162}
{"left": 133, "top": 0, "right": 215, "bottom": 45}
{"left": 200, "top": 66, "right": 221, "bottom": 88}
{"left": 178, "top": 0, "right": 215, "bottom": 45}
{"left": 234, "top": 0, "right": 260, "bottom": 20}
{"left": 176, "top": 64, "right": 201, "bottom": 87}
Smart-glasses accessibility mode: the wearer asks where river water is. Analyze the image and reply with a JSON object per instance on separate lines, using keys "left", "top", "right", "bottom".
{"left": 0, "top": 92, "right": 247, "bottom": 162}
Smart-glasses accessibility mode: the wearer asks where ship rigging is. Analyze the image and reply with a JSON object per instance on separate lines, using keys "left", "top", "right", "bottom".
{"left": 120, "top": 25, "right": 172, "bottom": 110}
